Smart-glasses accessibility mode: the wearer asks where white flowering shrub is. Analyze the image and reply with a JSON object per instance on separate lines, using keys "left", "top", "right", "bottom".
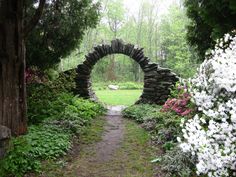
{"left": 178, "top": 34, "right": 236, "bottom": 177}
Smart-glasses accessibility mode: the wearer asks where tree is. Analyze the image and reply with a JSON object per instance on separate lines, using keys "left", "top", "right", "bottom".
{"left": 158, "top": 4, "right": 198, "bottom": 78}
{"left": 26, "top": 0, "right": 100, "bottom": 69}
{"left": 0, "top": 0, "right": 45, "bottom": 135}
{"left": 105, "top": 0, "right": 125, "bottom": 81}
{"left": 184, "top": 0, "right": 236, "bottom": 60}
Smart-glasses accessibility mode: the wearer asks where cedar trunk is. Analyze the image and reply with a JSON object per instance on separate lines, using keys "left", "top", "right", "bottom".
{"left": 0, "top": 0, "right": 27, "bottom": 135}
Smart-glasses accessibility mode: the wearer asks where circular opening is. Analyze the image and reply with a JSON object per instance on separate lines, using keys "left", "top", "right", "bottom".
{"left": 91, "top": 54, "right": 144, "bottom": 106}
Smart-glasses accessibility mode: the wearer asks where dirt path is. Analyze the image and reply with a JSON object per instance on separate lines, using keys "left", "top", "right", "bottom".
{"left": 41, "top": 106, "right": 158, "bottom": 177}
{"left": 95, "top": 105, "right": 126, "bottom": 162}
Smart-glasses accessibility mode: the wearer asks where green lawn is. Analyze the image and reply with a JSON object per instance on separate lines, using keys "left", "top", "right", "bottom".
{"left": 95, "top": 90, "right": 142, "bottom": 106}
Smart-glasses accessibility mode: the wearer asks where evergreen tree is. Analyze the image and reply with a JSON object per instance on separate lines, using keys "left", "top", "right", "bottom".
{"left": 184, "top": 0, "right": 236, "bottom": 60}
{"left": 26, "top": 0, "right": 100, "bottom": 69}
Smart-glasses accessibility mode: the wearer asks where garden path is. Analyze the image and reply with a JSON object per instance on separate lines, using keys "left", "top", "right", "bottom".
{"left": 40, "top": 106, "right": 159, "bottom": 177}
{"left": 94, "top": 105, "right": 126, "bottom": 162}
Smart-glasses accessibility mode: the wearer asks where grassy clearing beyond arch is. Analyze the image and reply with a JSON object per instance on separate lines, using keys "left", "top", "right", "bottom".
{"left": 95, "top": 90, "right": 142, "bottom": 106}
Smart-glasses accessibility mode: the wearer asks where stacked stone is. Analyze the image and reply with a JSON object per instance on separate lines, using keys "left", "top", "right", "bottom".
{"left": 75, "top": 39, "right": 179, "bottom": 105}
{"left": 154, "top": 68, "right": 179, "bottom": 104}
{"left": 136, "top": 63, "right": 159, "bottom": 104}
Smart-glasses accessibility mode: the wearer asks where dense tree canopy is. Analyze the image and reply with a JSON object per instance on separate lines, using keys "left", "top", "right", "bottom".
{"left": 26, "top": 0, "right": 100, "bottom": 69}
{"left": 184, "top": 0, "right": 236, "bottom": 60}
{"left": 61, "top": 1, "right": 199, "bottom": 79}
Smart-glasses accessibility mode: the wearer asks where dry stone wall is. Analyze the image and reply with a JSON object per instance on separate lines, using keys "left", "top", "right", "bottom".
{"left": 75, "top": 39, "right": 179, "bottom": 105}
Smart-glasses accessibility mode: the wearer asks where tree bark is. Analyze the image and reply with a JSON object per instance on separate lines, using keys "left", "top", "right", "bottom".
{"left": 0, "top": 0, "right": 45, "bottom": 136}
{"left": 0, "top": 0, "right": 27, "bottom": 135}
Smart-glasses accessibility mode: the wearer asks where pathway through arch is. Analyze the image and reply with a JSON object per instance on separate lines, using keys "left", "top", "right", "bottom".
{"left": 43, "top": 106, "right": 164, "bottom": 177}
{"left": 75, "top": 39, "right": 179, "bottom": 105}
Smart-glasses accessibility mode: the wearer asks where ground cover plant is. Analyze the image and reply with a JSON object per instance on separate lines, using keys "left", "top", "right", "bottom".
{"left": 122, "top": 82, "right": 197, "bottom": 176}
{"left": 0, "top": 72, "right": 105, "bottom": 177}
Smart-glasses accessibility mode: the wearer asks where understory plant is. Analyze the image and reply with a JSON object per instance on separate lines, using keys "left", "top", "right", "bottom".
{"left": 0, "top": 75, "right": 105, "bottom": 177}
{"left": 123, "top": 104, "right": 195, "bottom": 176}
{"left": 161, "top": 82, "right": 194, "bottom": 117}
{"left": 179, "top": 34, "right": 236, "bottom": 177}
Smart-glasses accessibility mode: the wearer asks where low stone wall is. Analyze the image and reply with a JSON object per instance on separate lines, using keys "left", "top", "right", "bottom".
{"left": 75, "top": 39, "right": 179, "bottom": 104}
{"left": 0, "top": 125, "right": 11, "bottom": 158}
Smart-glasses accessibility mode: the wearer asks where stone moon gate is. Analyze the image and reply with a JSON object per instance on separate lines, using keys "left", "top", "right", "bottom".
{"left": 75, "top": 39, "right": 179, "bottom": 105}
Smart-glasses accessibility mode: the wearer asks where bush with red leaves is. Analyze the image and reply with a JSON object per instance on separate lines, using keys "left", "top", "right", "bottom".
{"left": 161, "top": 83, "right": 195, "bottom": 117}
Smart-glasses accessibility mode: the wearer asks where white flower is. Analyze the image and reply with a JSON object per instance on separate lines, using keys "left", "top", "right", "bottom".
{"left": 179, "top": 33, "right": 236, "bottom": 177}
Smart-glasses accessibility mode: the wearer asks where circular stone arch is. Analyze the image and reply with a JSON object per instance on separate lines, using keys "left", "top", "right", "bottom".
{"left": 75, "top": 39, "right": 179, "bottom": 105}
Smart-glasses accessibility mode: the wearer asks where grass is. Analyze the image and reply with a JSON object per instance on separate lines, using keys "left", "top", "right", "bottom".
{"left": 37, "top": 117, "right": 157, "bottom": 177}
{"left": 36, "top": 116, "right": 106, "bottom": 177}
{"left": 95, "top": 90, "right": 142, "bottom": 106}
{"left": 60, "top": 119, "right": 156, "bottom": 177}
{"left": 110, "top": 119, "right": 157, "bottom": 177}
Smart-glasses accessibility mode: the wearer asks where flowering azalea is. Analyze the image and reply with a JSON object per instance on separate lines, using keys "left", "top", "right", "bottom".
{"left": 162, "top": 83, "right": 193, "bottom": 116}
{"left": 179, "top": 34, "right": 236, "bottom": 177}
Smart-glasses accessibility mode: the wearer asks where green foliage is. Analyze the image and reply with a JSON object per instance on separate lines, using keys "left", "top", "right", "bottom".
{"left": 157, "top": 4, "right": 199, "bottom": 78}
{"left": 118, "top": 82, "right": 143, "bottom": 90}
{"left": 26, "top": 125, "right": 71, "bottom": 159}
{"left": 184, "top": 0, "right": 236, "bottom": 60}
{"left": 27, "top": 84, "right": 69, "bottom": 124}
{"left": 45, "top": 69, "right": 60, "bottom": 81}
{"left": 0, "top": 137, "right": 41, "bottom": 177}
{"left": 0, "top": 76, "right": 105, "bottom": 176}
{"left": 27, "top": 69, "right": 79, "bottom": 124}
{"left": 0, "top": 125, "right": 71, "bottom": 177}
{"left": 122, "top": 104, "right": 195, "bottom": 175}
{"left": 122, "top": 104, "right": 161, "bottom": 123}
{"left": 52, "top": 69, "right": 77, "bottom": 92}
{"left": 90, "top": 55, "right": 144, "bottom": 83}
{"left": 123, "top": 105, "right": 183, "bottom": 144}
{"left": 26, "top": 0, "right": 100, "bottom": 69}
{"left": 92, "top": 82, "right": 143, "bottom": 91}
{"left": 161, "top": 146, "right": 196, "bottom": 177}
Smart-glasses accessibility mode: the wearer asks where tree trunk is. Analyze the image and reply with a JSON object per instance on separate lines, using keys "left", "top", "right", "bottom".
{"left": 0, "top": 0, "right": 27, "bottom": 135}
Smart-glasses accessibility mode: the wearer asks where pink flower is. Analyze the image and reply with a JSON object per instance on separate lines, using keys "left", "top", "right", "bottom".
{"left": 180, "top": 109, "right": 192, "bottom": 116}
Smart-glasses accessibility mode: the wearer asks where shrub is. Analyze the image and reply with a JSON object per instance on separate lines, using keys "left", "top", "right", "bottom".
{"left": 161, "top": 82, "right": 195, "bottom": 117}
{"left": 179, "top": 34, "right": 236, "bottom": 177}
{"left": 122, "top": 104, "right": 161, "bottom": 123}
{"left": 123, "top": 104, "right": 183, "bottom": 145}
{"left": 0, "top": 73, "right": 106, "bottom": 176}
{"left": 26, "top": 67, "right": 48, "bottom": 84}
{"left": 142, "top": 111, "right": 183, "bottom": 145}
{"left": 51, "top": 69, "right": 77, "bottom": 92}
{"left": 160, "top": 146, "right": 196, "bottom": 177}
{"left": 27, "top": 84, "right": 72, "bottom": 124}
